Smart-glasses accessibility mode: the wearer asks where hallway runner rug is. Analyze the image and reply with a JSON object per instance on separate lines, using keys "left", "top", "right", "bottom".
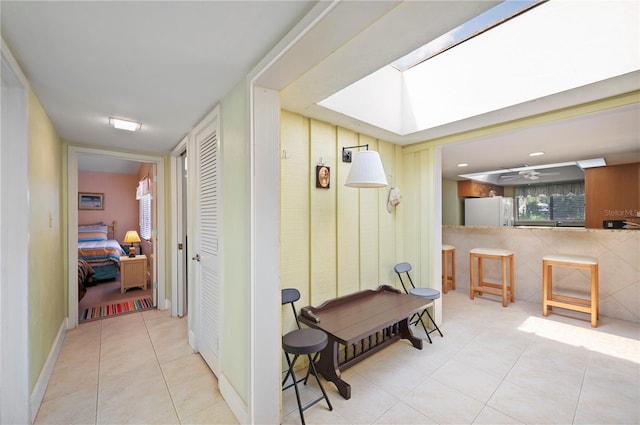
{"left": 79, "top": 297, "right": 153, "bottom": 322}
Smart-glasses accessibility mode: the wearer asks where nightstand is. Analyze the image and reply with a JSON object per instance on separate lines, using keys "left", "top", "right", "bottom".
{"left": 120, "top": 255, "right": 147, "bottom": 294}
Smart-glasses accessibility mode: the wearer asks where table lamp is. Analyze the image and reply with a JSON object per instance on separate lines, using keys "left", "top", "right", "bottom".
{"left": 123, "top": 230, "right": 141, "bottom": 257}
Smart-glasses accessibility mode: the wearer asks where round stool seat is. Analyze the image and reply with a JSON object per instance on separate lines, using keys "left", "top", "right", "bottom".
{"left": 410, "top": 287, "right": 440, "bottom": 301}
{"left": 442, "top": 244, "right": 455, "bottom": 251}
{"left": 282, "top": 328, "right": 327, "bottom": 355}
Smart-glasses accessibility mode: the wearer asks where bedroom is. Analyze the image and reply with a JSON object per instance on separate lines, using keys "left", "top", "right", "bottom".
{"left": 77, "top": 155, "right": 156, "bottom": 321}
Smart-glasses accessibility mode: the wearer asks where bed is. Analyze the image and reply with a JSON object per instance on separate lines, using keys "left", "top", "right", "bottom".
{"left": 78, "top": 221, "right": 126, "bottom": 282}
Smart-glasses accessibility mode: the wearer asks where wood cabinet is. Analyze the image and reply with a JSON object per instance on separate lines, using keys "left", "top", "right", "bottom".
{"left": 585, "top": 163, "right": 639, "bottom": 229}
{"left": 120, "top": 255, "right": 147, "bottom": 293}
{"left": 457, "top": 180, "right": 504, "bottom": 198}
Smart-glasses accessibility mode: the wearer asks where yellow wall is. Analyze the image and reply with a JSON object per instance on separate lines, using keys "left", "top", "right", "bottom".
{"left": 27, "top": 89, "right": 65, "bottom": 390}
{"left": 279, "top": 110, "right": 405, "bottom": 333}
{"left": 442, "top": 179, "right": 462, "bottom": 225}
{"left": 220, "top": 80, "right": 250, "bottom": 402}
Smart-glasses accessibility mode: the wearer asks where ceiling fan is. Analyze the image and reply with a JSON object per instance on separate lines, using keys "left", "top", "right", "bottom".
{"left": 499, "top": 169, "right": 560, "bottom": 181}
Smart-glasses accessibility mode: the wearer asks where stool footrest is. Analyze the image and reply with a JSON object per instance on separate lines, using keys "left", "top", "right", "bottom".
{"left": 472, "top": 285, "right": 507, "bottom": 297}
{"left": 545, "top": 299, "right": 593, "bottom": 314}
{"left": 549, "top": 294, "right": 592, "bottom": 307}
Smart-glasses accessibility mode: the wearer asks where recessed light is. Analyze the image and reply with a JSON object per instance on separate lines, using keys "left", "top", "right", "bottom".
{"left": 109, "top": 117, "right": 141, "bottom": 132}
{"left": 529, "top": 151, "right": 544, "bottom": 157}
{"left": 457, "top": 163, "right": 469, "bottom": 167}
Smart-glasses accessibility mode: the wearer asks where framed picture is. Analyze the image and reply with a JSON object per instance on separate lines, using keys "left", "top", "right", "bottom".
{"left": 78, "top": 192, "right": 104, "bottom": 210}
{"left": 316, "top": 165, "right": 330, "bottom": 189}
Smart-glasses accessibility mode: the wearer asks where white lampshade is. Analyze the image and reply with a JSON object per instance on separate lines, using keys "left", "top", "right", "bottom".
{"left": 344, "top": 150, "right": 388, "bottom": 188}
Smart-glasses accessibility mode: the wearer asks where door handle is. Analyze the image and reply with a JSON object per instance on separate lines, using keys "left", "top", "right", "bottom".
{"left": 192, "top": 254, "right": 200, "bottom": 262}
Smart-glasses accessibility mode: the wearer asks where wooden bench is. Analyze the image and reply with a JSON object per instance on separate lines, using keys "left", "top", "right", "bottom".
{"left": 299, "top": 285, "right": 430, "bottom": 399}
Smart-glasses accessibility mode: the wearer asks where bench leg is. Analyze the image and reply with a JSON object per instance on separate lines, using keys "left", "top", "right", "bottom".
{"left": 399, "top": 317, "right": 424, "bottom": 349}
{"left": 315, "top": 337, "right": 351, "bottom": 399}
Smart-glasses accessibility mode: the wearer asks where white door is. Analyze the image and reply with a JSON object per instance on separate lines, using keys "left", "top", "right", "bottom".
{"left": 191, "top": 107, "right": 221, "bottom": 375}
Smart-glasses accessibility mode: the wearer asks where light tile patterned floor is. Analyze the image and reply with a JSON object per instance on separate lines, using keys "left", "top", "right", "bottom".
{"left": 34, "top": 309, "right": 237, "bottom": 425}
{"left": 36, "top": 291, "right": 639, "bottom": 424}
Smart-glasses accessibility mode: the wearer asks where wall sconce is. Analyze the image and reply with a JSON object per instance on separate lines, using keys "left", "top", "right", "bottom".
{"left": 342, "top": 144, "right": 388, "bottom": 188}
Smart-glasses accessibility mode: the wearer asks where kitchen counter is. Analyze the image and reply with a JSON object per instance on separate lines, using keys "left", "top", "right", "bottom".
{"left": 442, "top": 225, "right": 639, "bottom": 323}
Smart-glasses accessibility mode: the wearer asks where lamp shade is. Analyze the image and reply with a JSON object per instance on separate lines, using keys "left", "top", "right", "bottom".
{"left": 123, "top": 230, "right": 141, "bottom": 244}
{"left": 344, "top": 150, "right": 388, "bottom": 188}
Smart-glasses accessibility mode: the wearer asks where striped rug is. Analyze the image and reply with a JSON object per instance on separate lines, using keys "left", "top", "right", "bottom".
{"left": 80, "top": 297, "right": 153, "bottom": 322}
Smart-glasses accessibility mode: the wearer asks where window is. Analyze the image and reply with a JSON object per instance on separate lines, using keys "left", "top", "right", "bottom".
{"left": 515, "top": 182, "right": 585, "bottom": 226}
{"left": 139, "top": 193, "right": 152, "bottom": 240}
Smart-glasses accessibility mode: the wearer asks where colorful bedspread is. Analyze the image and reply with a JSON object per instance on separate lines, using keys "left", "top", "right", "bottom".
{"left": 78, "top": 239, "right": 126, "bottom": 267}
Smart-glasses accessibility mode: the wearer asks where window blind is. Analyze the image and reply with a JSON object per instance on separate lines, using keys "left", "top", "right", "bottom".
{"left": 515, "top": 182, "right": 585, "bottom": 224}
{"left": 139, "top": 193, "right": 152, "bottom": 240}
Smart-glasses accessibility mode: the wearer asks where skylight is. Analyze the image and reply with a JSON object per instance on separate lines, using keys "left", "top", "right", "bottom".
{"left": 391, "top": 0, "right": 541, "bottom": 71}
{"left": 318, "top": 1, "right": 640, "bottom": 137}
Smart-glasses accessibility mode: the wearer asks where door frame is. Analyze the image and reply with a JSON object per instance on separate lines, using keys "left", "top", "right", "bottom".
{"left": 0, "top": 38, "right": 31, "bottom": 425}
{"left": 67, "top": 146, "right": 166, "bottom": 328}
{"left": 170, "top": 136, "right": 189, "bottom": 318}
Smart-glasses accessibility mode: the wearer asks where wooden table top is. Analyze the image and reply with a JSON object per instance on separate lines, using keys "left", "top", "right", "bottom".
{"left": 299, "top": 285, "right": 430, "bottom": 345}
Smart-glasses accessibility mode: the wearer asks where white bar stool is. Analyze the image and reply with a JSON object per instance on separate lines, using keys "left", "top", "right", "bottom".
{"left": 542, "top": 254, "right": 599, "bottom": 327}
{"left": 442, "top": 245, "right": 456, "bottom": 293}
{"left": 469, "top": 248, "right": 515, "bottom": 307}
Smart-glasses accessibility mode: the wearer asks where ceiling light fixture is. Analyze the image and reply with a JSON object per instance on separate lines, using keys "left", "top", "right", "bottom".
{"left": 458, "top": 159, "right": 601, "bottom": 180}
{"left": 109, "top": 117, "right": 141, "bottom": 132}
{"left": 529, "top": 151, "right": 544, "bottom": 157}
{"left": 457, "top": 163, "right": 469, "bottom": 167}
{"left": 342, "top": 145, "right": 388, "bottom": 188}
{"left": 576, "top": 158, "right": 606, "bottom": 169}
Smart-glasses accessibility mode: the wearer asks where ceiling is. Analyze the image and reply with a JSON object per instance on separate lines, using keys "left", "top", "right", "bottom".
{"left": 2, "top": 1, "right": 638, "bottom": 179}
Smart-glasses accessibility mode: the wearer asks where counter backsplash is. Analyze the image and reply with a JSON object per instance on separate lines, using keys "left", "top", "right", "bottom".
{"left": 443, "top": 225, "right": 640, "bottom": 323}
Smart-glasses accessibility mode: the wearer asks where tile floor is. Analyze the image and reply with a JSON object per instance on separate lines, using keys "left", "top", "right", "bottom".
{"left": 34, "top": 309, "right": 238, "bottom": 425}
{"left": 36, "top": 291, "right": 639, "bottom": 425}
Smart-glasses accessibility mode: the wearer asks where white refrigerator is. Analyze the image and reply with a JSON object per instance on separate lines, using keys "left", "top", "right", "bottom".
{"left": 465, "top": 196, "right": 514, "bottom": 227}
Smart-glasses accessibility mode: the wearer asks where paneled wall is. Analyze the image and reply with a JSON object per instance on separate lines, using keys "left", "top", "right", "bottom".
{"left": 280, "top": 110, "right": 403, "bottom": 331}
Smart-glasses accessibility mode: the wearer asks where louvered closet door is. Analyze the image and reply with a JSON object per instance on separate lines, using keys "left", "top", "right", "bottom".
{"left": 194, "top": 109, "right": 220, "bottom": 375}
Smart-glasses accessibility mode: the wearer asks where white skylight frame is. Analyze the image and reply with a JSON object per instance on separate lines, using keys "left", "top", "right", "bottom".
{"left": 390, "top": 0, "right": 540, "bottom": 71}
{"left": 318, "top": 1, "right": 640, "bottom": 137}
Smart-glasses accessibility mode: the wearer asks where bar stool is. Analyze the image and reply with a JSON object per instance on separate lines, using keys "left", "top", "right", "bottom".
{"left": 442, "top": 245, "right": 456, "bottom": 293}
{"left": 542, "top": 254, "right": 599, "bottom": 327}
{"left": 469, "top": 248, "right": 514, "bottom": 307}
{"left": 281, "top": 289, "right": 332, "bottom": 425}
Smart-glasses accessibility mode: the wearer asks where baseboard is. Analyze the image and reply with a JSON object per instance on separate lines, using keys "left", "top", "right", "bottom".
{"left": 30, "top": 317, "right": 67, "bottom": 422}
{"left": 219, "top": 374, "right": 248, "bottom": 424}
{"left": 188, "top": 329, "right": 196, "bottom": 350}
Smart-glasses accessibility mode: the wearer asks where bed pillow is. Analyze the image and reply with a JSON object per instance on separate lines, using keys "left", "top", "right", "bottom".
{"left": 78, "top": 224, "right": 108, "bottom": 242}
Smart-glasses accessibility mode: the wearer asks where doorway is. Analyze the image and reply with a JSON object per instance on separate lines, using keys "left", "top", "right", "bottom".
{"left": 170, "top": 138, "right": 189, "bottom": 319}
{"left": 67, "top": 146, "right": 166, "bottom": 328}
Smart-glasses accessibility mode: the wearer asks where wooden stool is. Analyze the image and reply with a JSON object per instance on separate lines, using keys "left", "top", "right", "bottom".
{"left": 442, "top": 245, "right": 456, "bottom": 293}
{"left": 542, "top": 254, "right": 599, "bottom": 327}
{"left": 469, "top": 248, "right": 514, "bottom": 307}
